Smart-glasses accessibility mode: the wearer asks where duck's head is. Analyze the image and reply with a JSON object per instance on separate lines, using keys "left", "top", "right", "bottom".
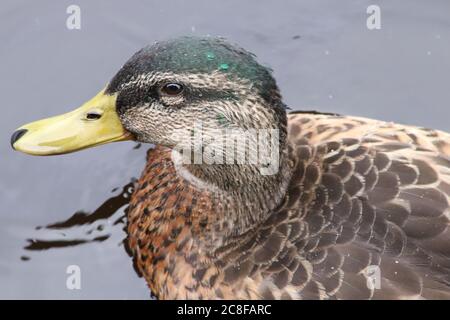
{"left": 11, "top": 36, "right": 287, "bottom": 157}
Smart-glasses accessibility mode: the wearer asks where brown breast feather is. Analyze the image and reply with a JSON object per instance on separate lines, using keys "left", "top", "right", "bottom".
{"left": 127, "top": 113, "right": 450, "bottom": 300}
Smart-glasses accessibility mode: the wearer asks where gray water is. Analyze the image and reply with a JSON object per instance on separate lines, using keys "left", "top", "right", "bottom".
{"left": 0, "top": 0, "right": 449, "bottom": 299}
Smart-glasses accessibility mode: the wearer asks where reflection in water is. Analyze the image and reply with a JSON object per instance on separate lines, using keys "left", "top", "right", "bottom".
{"left": 22, "top": 180, "right": 136, "bottom": 252}
{"left": 40, "top": 182, "right": 135, "bottom": 230}
{"left": 24, "top": 235, "right": 111, "bottom": 251}
{"left": 15, "top": 144, "right": 151, "bottom": 298}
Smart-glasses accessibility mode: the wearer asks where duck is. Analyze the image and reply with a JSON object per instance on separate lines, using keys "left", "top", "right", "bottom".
{"left": 11, "top": 36, "right": 450, "bottom": 300}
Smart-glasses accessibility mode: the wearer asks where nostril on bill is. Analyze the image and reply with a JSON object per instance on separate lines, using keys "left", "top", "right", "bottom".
{"left": 86, "top": 111, "right": 102, "bottom": 120}
{"left": 11, "top": 129, "right": 28, "bottom": 149}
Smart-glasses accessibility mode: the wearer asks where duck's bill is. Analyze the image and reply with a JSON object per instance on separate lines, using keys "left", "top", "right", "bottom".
{"left": 11, "top": 89, "right": 133, "bottom": 156}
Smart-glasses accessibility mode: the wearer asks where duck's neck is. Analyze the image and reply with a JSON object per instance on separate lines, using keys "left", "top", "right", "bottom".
{"left": 172, "top": 136, "right": 293, "bottom": 244}
{"left": 127, "top": 142, "right": 293, "bottom": 298}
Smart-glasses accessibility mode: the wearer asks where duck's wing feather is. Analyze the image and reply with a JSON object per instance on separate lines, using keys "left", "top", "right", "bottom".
{"left": 289, "top": 114, "right": 450, "bottom": 299}
{"left": 219, "top": 113, "right": 450, "bottom": 299}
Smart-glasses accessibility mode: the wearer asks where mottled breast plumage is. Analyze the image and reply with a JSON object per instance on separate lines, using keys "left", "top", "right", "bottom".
{"left": 127, "top": 112, "right": 450, "bottom": 300}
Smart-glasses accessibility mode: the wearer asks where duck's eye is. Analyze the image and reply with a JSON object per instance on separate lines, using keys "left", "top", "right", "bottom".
{"left": 161, "top": 83, "right": 184, "bottom": 96}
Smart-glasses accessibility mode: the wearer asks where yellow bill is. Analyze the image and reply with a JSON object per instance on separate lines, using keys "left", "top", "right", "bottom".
{"left": 11, "top": 89, "right": 133, "bottom": 156}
